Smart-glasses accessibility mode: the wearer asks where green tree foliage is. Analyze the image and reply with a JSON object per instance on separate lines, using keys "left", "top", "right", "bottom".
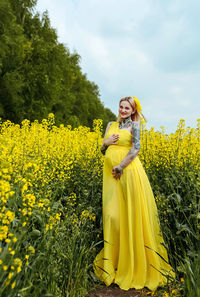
{"left": 0, "top": 0, "right": 116, "bottom": 128}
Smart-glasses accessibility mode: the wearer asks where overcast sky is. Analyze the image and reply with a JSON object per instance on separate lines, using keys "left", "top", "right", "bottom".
{"left": 36, "top": 0, "right": 200, "bottom": 133}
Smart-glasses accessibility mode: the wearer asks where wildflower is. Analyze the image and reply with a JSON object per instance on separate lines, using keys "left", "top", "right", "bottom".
{"left": 17, "top": 266, "right": 21, "bottom": 273}
{"left": 2, "top": 210, "right": 15, "bottom": 224}
{"left": 23, "top": 193, "right": 36, "bottom": 208}
{"left": 11, "top": 281, "right": 16, "bottom": 289}
{"left": 8, "top": 272, "right": 14, "bottom": 279}
{"left": 5, "top": 279, "right": 10, "bottom": 286}
{"left": 14, "top": 257, "right": 22, "bottom": 272}
{"left": 22, "top": 209, "right": 27, "bottom": 216}
{"left": 28, "top": 246, "right": 35, "bottom": 254}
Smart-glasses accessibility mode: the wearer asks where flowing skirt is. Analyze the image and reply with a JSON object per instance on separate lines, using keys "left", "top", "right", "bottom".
{"left": 93, "top": 145, "right": 175, "bottom": 291}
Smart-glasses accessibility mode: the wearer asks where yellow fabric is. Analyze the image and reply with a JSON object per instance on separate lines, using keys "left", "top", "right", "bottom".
{"left": 93, "top": 122, "right": 175, "bottom": 291}
{"left": 132, "top": 96, "right": 142, "bottom": 113}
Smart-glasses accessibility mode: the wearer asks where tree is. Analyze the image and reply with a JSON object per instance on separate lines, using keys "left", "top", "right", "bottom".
{"left": 0, "top": 0, "right": 116, "bottom": 128}
{"left": 0, "top": 0, "right": 26, "bottom": 122}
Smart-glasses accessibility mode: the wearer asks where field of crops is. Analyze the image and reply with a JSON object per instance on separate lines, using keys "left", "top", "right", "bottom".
{"left": 0, "top": 114, "right": 200, "bottom": 297}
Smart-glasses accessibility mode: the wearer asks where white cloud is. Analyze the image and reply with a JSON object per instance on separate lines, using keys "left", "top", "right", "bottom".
{"left": 36, "top": 0, "right": 200, "bottom": 133}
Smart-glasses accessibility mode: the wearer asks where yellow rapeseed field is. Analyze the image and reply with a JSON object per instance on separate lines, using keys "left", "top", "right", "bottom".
{"left": 0, "top": 113, "right": 200, "bottom": 296}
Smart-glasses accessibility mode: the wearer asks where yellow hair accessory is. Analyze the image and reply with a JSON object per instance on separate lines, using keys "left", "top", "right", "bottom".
{"left": 132, "top": 97, "right": 142, "bottom": 113}
{"left": 132, "top": 96, "right": 148, "bottom": 122}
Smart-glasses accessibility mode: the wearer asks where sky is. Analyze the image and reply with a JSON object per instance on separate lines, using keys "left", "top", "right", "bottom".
{"left": 35, "top": 0, "right": 200, "bottom": 134}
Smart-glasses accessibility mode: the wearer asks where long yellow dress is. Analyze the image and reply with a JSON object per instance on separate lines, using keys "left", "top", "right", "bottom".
{"left": 93, "top": 122, "right": 175, "bottom": 291}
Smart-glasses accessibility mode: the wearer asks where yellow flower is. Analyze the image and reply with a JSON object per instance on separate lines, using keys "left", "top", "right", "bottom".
{"left": 5, "top": 279, "right": 10, "bottom": 286}
{"left": 22, "top": 209, "right": 27, "bottom": 216}
{"left": 28, "top": 246, "right": 35, "bottom": 254}
{"left": 0, "top": 225, "right": 8, "bottom": 241}
{"left": 8, "top": 272, "right": 14, "bottom": 279}
{"left": 11, "top": 281, "right": 16, "bottom": 289}
{"left": 14, "top": 258, "right": 22, "bottom": 266}
{"left": 5, "top": 210, "right": 15, "bottom": 222}
{"left": 17, "top": 266, "right": 22, "bottom": 273}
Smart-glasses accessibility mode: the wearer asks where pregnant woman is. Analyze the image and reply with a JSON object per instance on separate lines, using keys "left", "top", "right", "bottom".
{"left": 93, "top": 96, "right": 175, "bottom": 291}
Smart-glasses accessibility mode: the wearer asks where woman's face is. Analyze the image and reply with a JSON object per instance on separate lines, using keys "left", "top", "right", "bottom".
{"left": 119, "top": 100, "right": 134, "bottom": 119}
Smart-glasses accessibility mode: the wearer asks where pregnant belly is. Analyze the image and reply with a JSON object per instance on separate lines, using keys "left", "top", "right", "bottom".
{"left": 104, "top": 145, "right": 131, "bottom": 168}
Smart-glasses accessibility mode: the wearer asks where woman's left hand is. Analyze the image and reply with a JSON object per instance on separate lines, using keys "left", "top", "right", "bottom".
{"left": 112, "top": 166, "right": 123, "bottom": 180}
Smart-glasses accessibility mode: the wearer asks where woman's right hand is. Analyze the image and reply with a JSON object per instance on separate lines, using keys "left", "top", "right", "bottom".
{"left": 105, "top": 134, "right": 119, "bottom": 146}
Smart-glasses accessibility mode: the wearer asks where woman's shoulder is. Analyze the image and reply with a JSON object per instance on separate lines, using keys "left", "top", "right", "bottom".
{"left": 131, "top": 120, "right": 140, "bottom": 125}
{"left": 104, "top": 121, "right": 116, "bottom": 136}
{"left": 107, "top": 121, "right": 116, "bottom": 128}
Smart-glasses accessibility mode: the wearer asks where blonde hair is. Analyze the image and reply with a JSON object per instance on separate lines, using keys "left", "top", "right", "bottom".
{"left": 117, "top": 96, "right": 141, "bottom": 123}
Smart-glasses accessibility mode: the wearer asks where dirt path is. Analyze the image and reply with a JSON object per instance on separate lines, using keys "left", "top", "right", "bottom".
{"left": 87, "top": 284, "right": 152, "bottom": 297}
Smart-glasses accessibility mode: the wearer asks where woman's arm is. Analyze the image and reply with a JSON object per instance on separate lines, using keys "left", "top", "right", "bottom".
{"left": 118, "top": 121, "right": 140, "bottom": 170}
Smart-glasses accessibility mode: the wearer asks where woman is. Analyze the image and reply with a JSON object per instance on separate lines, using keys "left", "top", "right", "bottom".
{"left": 93, "top": 96, "right": 175, "bottom": 291}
